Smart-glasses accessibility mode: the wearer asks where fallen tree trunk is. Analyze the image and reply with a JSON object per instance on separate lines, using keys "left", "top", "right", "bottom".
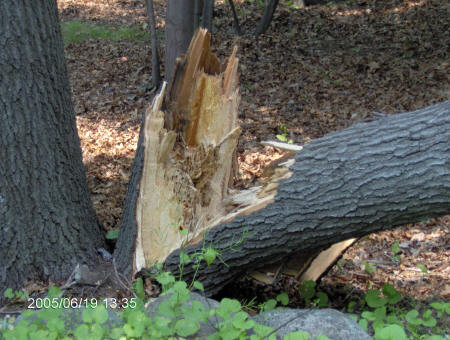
{"left": 162, "top": 100, "right": 449, "bottom": 295}
{"left": 114, "top": 29, "right": 450, "bottom": 295}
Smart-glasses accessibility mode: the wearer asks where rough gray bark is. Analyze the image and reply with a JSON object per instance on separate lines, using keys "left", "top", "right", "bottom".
{"left": 0, "top": 0, "right": 104, "bottom": 299}
{"left": 145, "top": 0, "right": 161, "bottom": 89}
{"left": 114, "top": 111, "right": 147, "bottom": 277}
{"left": 255, "top": 0, "right": 279, "bottom": 35}
{"left": 165, "top": 0, "right": 196, "bottom": 82}
{"left": 162, "top": 101, "right": 450, "bottom": 295}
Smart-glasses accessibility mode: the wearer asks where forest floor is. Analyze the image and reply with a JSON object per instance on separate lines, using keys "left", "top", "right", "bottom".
{"left": 57, "top": 0, "right": 449, "bottom": 307}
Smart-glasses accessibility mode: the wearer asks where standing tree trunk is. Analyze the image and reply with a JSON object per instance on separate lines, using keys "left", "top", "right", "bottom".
{"left": 0, "top": 0, "right": 104, "bottom": 299}
{"left": 194, "top": 0, "right": 203, "bottom": 30}
{"left": 165, "top": 0, "right": 196, "bottom": 82}
{"left": 255, "top": 0, "right": 279, "bottom": 35}
{"left": 201, "top": 0, "right": 215, "bottom": 33}
{"left": 145, "top": 0, "right": 161, "bottom": 89}
{"left": 228, "top": 0, "right": 241, "bottom": 35}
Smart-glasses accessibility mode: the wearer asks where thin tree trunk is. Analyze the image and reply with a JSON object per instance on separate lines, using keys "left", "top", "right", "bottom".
{"left": 228, "top": 0, "right": 241, "bottom": 35}
{"left": 201, "top": 0, "right": 214, "bottom": 33}
{"left": 255, "top": 0, "right": 279, "bottom": 35}
{"left": 194, "top": 0, "right": 203, "bottom": 30}
{"left": 165, "top": 0, "right": 196, "bottom": 82}
{"left": 0, "top": 0, "right": 104, "bottom": 301}
{"left": 145, "top": 0, "right": 161, "bottom": 89}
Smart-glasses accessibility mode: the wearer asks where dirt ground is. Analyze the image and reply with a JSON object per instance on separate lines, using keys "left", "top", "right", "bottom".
{"left": 57, "top": 0, "right": 449, "bottom": 305}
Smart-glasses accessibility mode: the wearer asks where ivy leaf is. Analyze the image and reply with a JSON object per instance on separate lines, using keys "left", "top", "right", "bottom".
{"left": 216, "top": 298, "right": 241, "bottom": 318}
{"left": 133, "top": 277, "right": 145, "bottom": 300}
{"left": 232, "top": 311, "right": 253, "bottom": 330}
{"left": 82, "top": 308, "right": 94, "bottom": 324}
{"left": 253, "top": 323, "right": 275, "bottom": 337}
{"left": 179, "top": 250, "right": 191, "bottom": 264}
{"left": 90, "top": 323, "right": 105, "bottom": 338}
{"left": 74, "top": 324, "right": 89, "bottom": 340}
{"left": 405, "top": 310, "right": 421, "bottom": 325}
{"left": 374, "top": 324, "right": 407, "bottom": 340}
{"left": 365, "top": 289, "right": 387, "bottom": 308}
{"left": 204, "top": 247, "right": 217, "bottom": 266}
{"left": 276, "top": 292, "right": 289, "bottom": 306}
{"left": 4, "top": 288, "right": 14, "bottom": 299}
{"left": 315, "top": 292, "right": 328, "bottom": 307}
{"left": 262, "top": 299, "right": 277, "bottom": 312}
{"left": 382, "top": 284, "right": 402, "bottom": 305}
{"left": 158, "top": 300, "right": 176, "bottom": 317}
{"left": 298, "top": 280, "right": 316, "bottom": 301}
{"left": 91, "top": 305, "right": 109, "bottom": 324}
{"left": 358, "top": 318, "right": 368, "bottom": 332}
{"left": 175, "top": 318, "right": 199, "bottom": 337}
{"left": 193, "top": 281, "right": 204, "bottom": 292}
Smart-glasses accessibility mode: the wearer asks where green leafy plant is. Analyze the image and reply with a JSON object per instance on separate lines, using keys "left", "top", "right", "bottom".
{"left": 348, "top": 283, "right": 449, "bottom": 339}
{"left": 2, "top": 238, "right": 447, "bottom": 340}
{"left": 276, "top": 124, "right": 293, "bottom": 144}
{"left": 361, "top": 260, "right": 376, "bottom": 275}
{"left": 2, "top": 288, "right": 28, "bottom": 302}
{"left": 374, "top": 324, "right": 407, "bottom": 340}
{"left": 405, "top": 309, "right": 437, "bottom": 337}
{"left": 2, "top": 261, "right": 311, "bottom": 340}
{"left": 430, "top": 302, "right": 450, "bottom": 318}
{"left": 354, "top": 285, "right": 403, "bottom": 335}
{"left": 259, "top": 293, "right": 290, "bottom": 313}
{"left": 391, "top": 241, "right": 402, "bottom": 262}
{"left": 298, "top": 281, "right": 328, "bottom": 308}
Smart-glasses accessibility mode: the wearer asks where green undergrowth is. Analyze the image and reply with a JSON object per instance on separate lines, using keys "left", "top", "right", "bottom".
{"left": 1, "top": 243, "right": 448, "bottom": 339}
{"left": 297, "top": 279, "right": 449, "bottom": 340}
{"left": 0, "top": 272, "right": 312, "bottom": 340}
{"left": 2, "top": 274, "right": 448, "bottom": 340}
{"left": 61, "top": 20, "right": 148, "bottom": 45}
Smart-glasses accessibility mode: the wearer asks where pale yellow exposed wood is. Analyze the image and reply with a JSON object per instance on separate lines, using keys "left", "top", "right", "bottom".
{"left": 135, "top": 29, "right": 243, "bottom": 269}
{"left": 299, "top": 238, "right": 357, "bottom": 281}
{"left": 135, "top": 83, "right": 186, "bottom": 270}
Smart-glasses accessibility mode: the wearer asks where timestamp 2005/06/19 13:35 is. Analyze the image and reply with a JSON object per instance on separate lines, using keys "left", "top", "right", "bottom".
{"left": 27, "top": 297, "right": 138, "bottom": 309}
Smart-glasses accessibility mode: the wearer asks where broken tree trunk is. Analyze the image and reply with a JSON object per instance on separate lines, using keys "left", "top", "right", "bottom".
{"left": 114, "top": 29, "right": 450, "bottom": 295}
{"left": 115, "top": 28, "right": 240, "bottom": 274}
{"left": 162, "top": 100, "right": 449, "bottom": 295}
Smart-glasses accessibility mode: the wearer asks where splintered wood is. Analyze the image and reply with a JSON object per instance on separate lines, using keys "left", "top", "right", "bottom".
{"left": 134, "top": 29, "right": 242, "bottom": 270}
{"left": 134, "top": 29, "right": 355, "bottom": 284}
